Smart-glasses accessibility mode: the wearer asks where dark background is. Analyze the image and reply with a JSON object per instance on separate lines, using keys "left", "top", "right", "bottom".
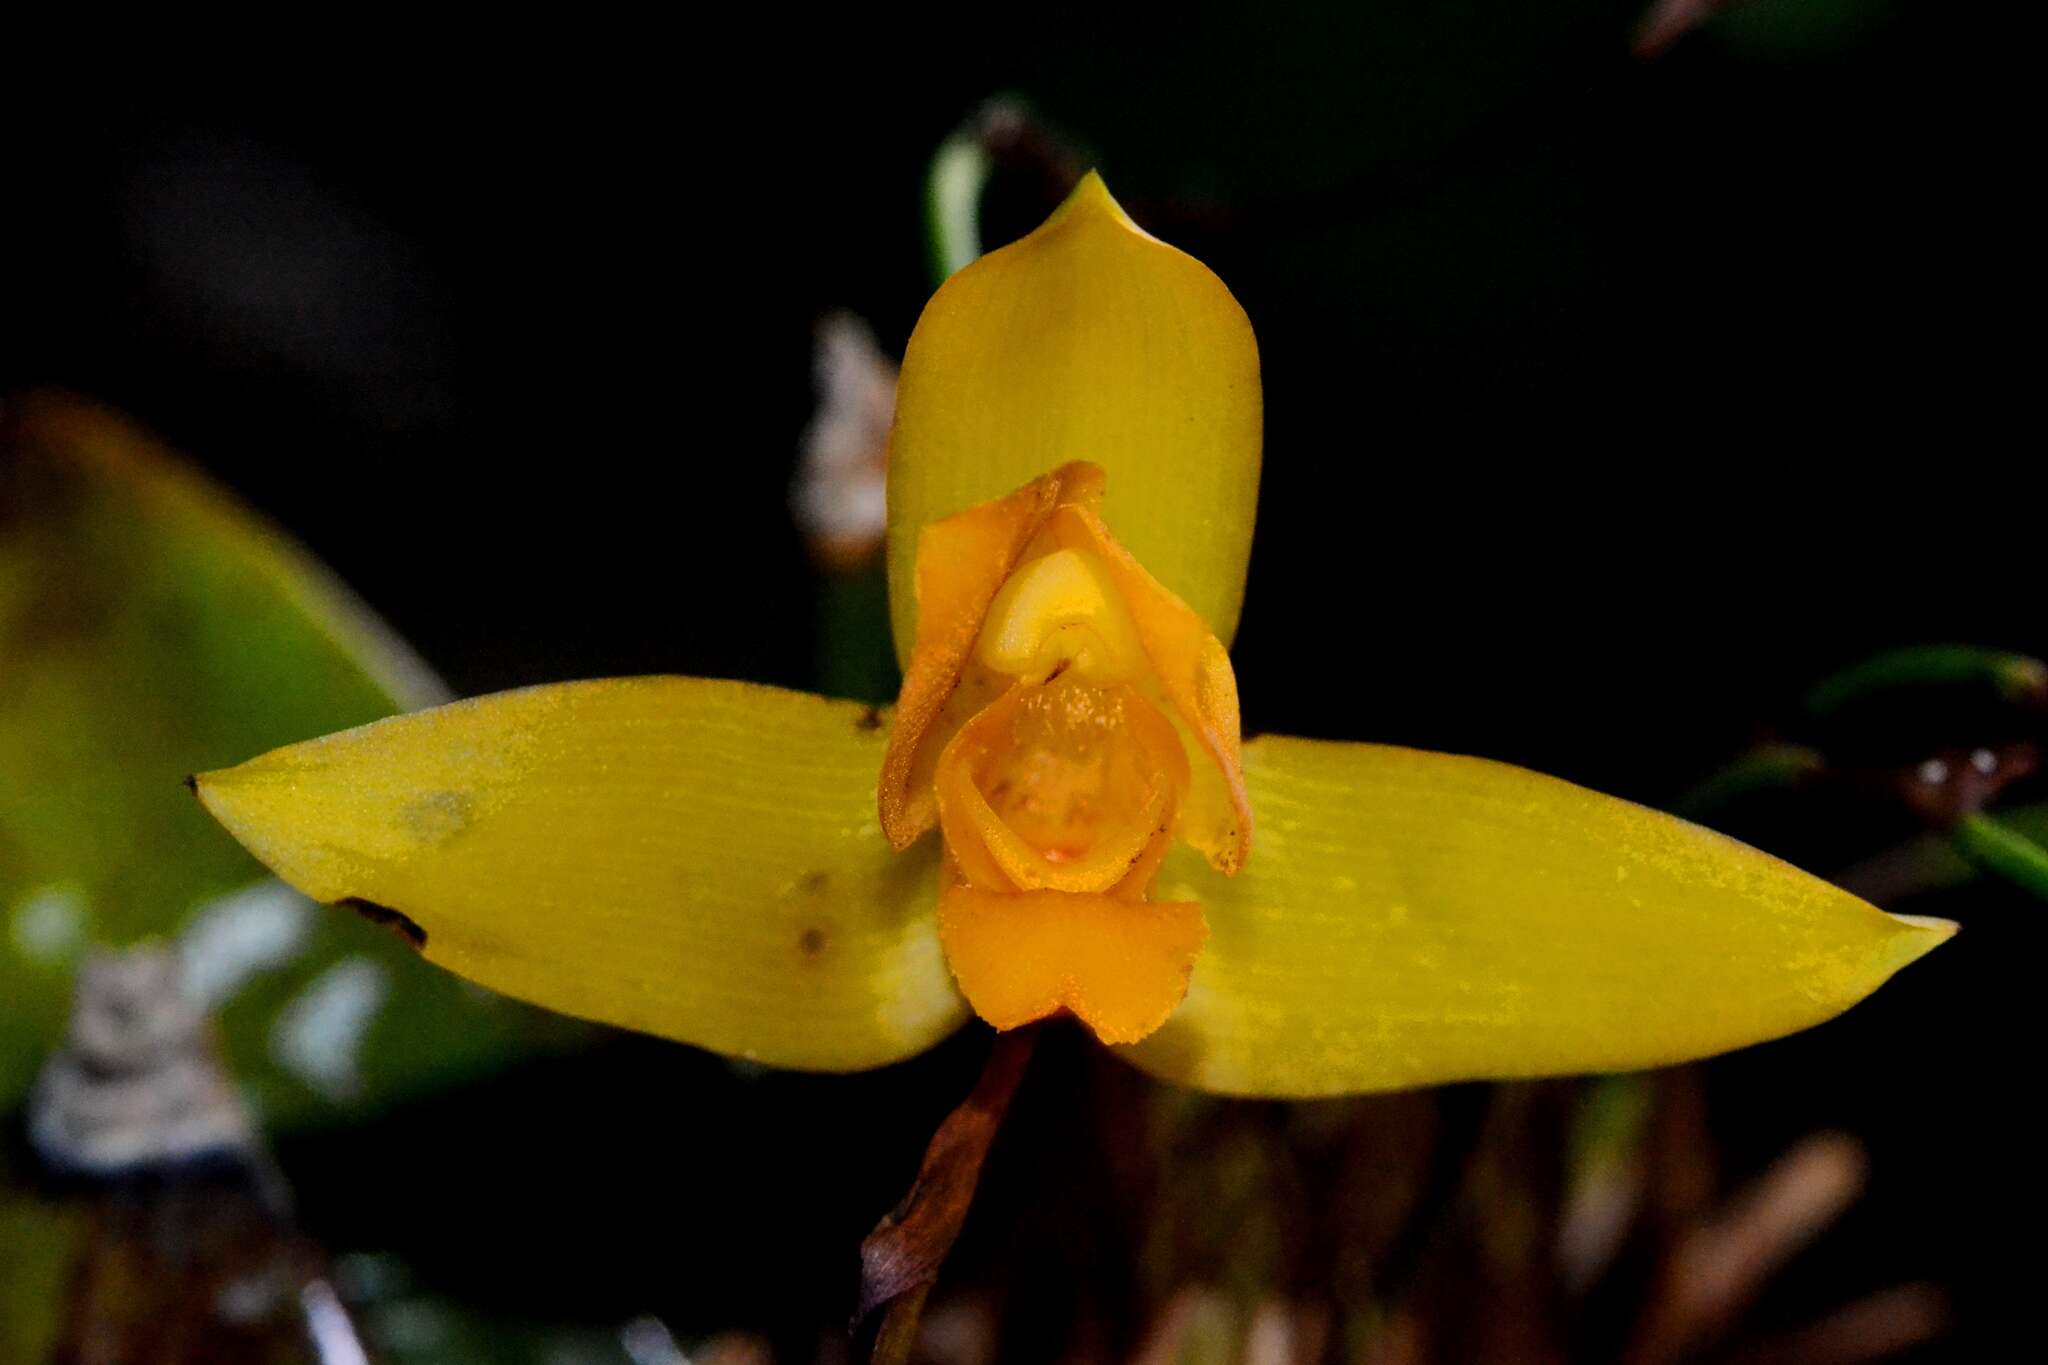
{"left": 3, "top": 3, "right": 2032, "bottom": 1358}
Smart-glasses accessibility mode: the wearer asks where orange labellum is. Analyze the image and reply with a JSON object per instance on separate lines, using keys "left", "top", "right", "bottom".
{"left": 936, "top": 886, "right": 1208, "bottom": 1045}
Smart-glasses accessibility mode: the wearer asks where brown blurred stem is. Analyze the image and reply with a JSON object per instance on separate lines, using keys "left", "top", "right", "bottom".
{"left": 1626, "top": 1133, "right": 1867, "bottom": 1365}
{"left": 859, "top": 1024, "right": 1040, "bottom": 1360}
{"left": 868, "top": 1284, "right": 933, "bottom": 1365}
{"left": 1633, "top": 0, "right": 1737, "bottom": 59}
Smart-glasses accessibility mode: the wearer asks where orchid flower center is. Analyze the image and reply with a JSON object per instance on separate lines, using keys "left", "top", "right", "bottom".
{"left": 876, "top": 463, "right": 1251, "bottom": 1044}
{"left": 934, "top": 547, "right": 1188, "bottom": 896}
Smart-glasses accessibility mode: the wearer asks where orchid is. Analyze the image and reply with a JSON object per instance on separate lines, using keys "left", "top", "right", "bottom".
{"left": 192, "top": 174, "right": 1948, "bottom": 1099}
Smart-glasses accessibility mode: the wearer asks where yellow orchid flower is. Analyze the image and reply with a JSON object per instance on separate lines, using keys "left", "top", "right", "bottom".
{"left": 192, "top": 173, "right": 1950, "bottom": 1098}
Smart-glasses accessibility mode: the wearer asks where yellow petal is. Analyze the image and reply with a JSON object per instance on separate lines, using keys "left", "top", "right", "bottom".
{"left": 194, "top": 678, "right": 968, "bottom": 1071}
{"left": 886, "top": 171, "right": 1261, "bottom": 663}
{"left": 1122, "top": 736, "right": 1953, "bottom": 1098}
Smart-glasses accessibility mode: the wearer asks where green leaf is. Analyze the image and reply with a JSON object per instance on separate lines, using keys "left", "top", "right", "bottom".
{"left": 1802, "top": 643, "right": 2048, "bottom": 718}
{"left": 0, "top": 394, "right": 548, "bottom": 1124}
{"left": 1953, "top": 812, "right": 2048, "bottom": 903}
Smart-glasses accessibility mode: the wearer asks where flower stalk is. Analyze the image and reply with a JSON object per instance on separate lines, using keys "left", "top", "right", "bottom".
{"left": 857, "top": 1024, "right": 1040, "bottom": 1354}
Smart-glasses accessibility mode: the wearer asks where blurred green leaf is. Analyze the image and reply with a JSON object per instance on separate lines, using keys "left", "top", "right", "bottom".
{"left": 1674, "top": 743, "right": 1825, "bottom": 818}
{"left": 926, "top": 117, "right": 995, "bottom": 284}
{"left": 1835, "top": 800, "right": 2048, "bottom": 905}
{"left": 1715, "top": 0, "right": 1909, "bottom": 64}
{"left": 1953, "top": 812, "right": 2048, "bottom": 904}
{"left": 1, "top": 393, "right": 557, "bottom": 1126}
{"left": 0, "top": 1148, "right": 80, "bottom": 1364}
{"left": 1802, "top": 643, "right": 2048, "bottom": 719}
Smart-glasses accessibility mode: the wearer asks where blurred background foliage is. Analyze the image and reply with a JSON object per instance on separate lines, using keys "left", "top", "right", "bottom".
{"left": 0, "top": 1, "right": 2036, "bottom": 1361}
{"left": 0, "top": 397, "right": 557, "bottom": 1125}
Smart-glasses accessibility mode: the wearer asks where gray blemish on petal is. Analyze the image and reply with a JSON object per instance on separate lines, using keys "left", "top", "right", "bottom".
{"left": 270, "top": 957, "right": 389, "bottom": 1103}
{"left": 400, "top": 791, "right": 471, "bottom": 845}
{"left": 179, "top": 879, "right": 316, "bottom": 1008}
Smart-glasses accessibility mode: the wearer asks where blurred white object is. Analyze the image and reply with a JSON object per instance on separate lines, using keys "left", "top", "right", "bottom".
{"left": 794, "top": 311, "right": 896, "bottom": 571}
{"left": 29, "top": 946, "right": 257, "bottom": 1173}
{"left": 270, "top": 956, "right": 389, "bottom": 1103}
{"left": 180, "top": 878, "right": 317, "bottom": 1008}
{"left": 10, "top": 882, "right": 88, "bottom": 965}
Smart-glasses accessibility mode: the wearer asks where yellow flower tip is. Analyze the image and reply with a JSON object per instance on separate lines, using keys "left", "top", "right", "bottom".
{"left": 1041, "top": 169, "right": 1147, "bottom": 239}
{"left": 188, "top": 761, "right": 351, "bottom": 906}
{"left": 1879, "top": 912, "right": 1958, "bottom": 970}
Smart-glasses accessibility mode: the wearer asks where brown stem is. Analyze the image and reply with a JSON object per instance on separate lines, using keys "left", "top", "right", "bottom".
{"left": 857, "top": 1024, "right": 1040, "bottom": 1354}
{"left": 867, "top": 1283, "right": 933, "bottom": 1365}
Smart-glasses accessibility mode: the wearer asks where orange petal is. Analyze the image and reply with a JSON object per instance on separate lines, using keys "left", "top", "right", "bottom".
{"left": 1044, "top": 504, "right": 1252, "bottom": 873}
{"left": 877, "top": 462, "right": 1104, "bottom": 848}
{"left": 937, "top": 884, "right": 1208, "bottom": 1045}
